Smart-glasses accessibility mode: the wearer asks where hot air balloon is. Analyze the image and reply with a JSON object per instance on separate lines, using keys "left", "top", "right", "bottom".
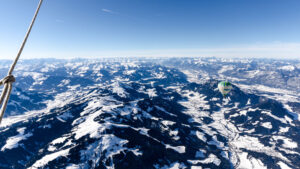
{"left": 218, "top": 81, "right": 232, "bottom": 96}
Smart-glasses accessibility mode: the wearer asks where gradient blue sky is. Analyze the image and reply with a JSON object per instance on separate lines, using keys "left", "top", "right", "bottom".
{"left": 0, "top": 0, "right": 300, "bottom": 59}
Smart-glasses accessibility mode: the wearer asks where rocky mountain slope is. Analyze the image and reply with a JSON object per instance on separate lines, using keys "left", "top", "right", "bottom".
{"left": 0, "top": 58, "right": 299, "bottom": 169}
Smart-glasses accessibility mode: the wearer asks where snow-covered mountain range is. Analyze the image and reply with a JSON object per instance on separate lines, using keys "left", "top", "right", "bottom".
{"left": 0, "top": 57, "right": 299, "bottom": 169}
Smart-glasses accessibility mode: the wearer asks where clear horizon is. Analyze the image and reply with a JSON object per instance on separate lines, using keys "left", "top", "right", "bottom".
{"left": 0, "top": 0, "right": 300, "bottom": 59}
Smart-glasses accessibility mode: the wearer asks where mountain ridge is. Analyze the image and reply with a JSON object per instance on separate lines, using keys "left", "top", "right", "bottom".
{"left": 0, "top": 58, "right": 299, "bottom": 169}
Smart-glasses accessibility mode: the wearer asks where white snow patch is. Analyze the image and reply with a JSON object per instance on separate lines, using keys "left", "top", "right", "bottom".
{"left": 66, "top": 164, "right": 81, "bottom": 169}
{"left": 278, "top": 65, "right": 295, "bottom": 71}
{"left": 112, "top": 82, "right": 128, "bottom": 97}
{"left": 284, "top": 115, "right": 294, "bottom": 124}
{"left": 246, "top": 70, "right": 261, "bottom": 78}
{"left": 0, "top": 89, "right": 79, "bottom": 129}
{"left": 30, "top": 148, "right": 70, "bottom": 168}
{"left": 261, "top": 122, "right": 272, "bottom": 129}
{"left": 194, "top": 131, "right": 207, "bottom": 142}
{"left": 277, "top": 161, "right": 292, "bottom": 169}
{"left": 153, "top": 72, "right": 166, "bottom": 79}
{"left": 169, "top": 129, "right": 179, "bottom": 140}
{"left": 240, "top": 110, "right": 247, "bottom": 116}
{"left": 147, "top": 88, "right": 157, "bottom": 98}
{"left": 80, "top": 134, "right": 128, "bottom": 169}
{"left": 73, "top": 96, "right": 120, "bottom": 140}
{"left": 124, "top": 70, "right": 136, "bottom": 75}
{"left": 23, "top": 72, "right": 48, "bottom": 86}
{"left": 131, "top": 149, "right": 143, "bottom": 156}
{"left": 101, "top": 134, "right": 129, "bottom": 157}
{"left": 233, "top": 102, "right": 240, "bottom": 108}
{"left": 58, "top": 79, "right": 71, "bottom": 87}
{"left": 159, "top": 162, "right": 186, "bottom": 169}
{"left": 68, "top": 84, "right": 81, "bottom": 91}
{"left": 40, "top": 64, "right": 56, "bottom": 72}
{"left": 179, "top": 91, "right": 210, "bottom": 122}
{"left": 246, "top": 99, "right": 251, "bottom": 105}
{"left": 279, "top": 127, "right": 289, "bottom": 133}
{"left": 273, "top": 136, "right": 298, "bottom": 149}
{"left": 211, "top": 97, "right": 219, "bottom": 101}
{"left": 161, "top": 120, "right": 176, "bottom": 126}
{"left": 188, "top": 154, "right": 221, "bottom": 166}
{"left": 231, "top": 135, "right": 290, "bottom": 162}
{"left": 138, "top": 128, "right": 150, "bottom": 136}
{"left": 165, "top": 144, "right": 186, "bottom": 153}
{"left": 1, "top": 127, "right": 33, "bottom": 151}
{"left": 218, "top": 65, "right": 234, "bottom": 74}
{"left": 238, "top": 84, "right": 299, "bottom": 104}
{"left": 237, "top": 152, "right": 267, "bottom": 169}
{"left": 47, "top": 145, "right": 56, "bottom": 152}
{"left": 57, "top": 117, "right": 67, "bottom": 123}
{"left": 261, "top": 111, "right": 287, "bottom": 124}
{"left": 51, "top": 137, "right": 68, "bottom": 145}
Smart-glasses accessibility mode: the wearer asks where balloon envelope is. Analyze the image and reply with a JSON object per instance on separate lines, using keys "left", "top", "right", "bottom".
{"left": 218, "top": 81, "right": 232, "bottom": 96}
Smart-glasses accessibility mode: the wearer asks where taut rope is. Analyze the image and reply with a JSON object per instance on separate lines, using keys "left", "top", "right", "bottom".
{"left": 0, "top": 0, "right": 43, "bottom": 123}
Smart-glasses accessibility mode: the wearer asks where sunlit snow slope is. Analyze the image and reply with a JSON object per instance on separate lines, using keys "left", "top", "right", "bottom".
{"left": 0, "top": 58, "right": 299, "bottom": 169}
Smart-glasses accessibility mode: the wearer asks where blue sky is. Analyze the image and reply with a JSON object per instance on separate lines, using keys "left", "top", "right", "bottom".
{"left": 0, "top": 0, "right": 300, "bottom": 59}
